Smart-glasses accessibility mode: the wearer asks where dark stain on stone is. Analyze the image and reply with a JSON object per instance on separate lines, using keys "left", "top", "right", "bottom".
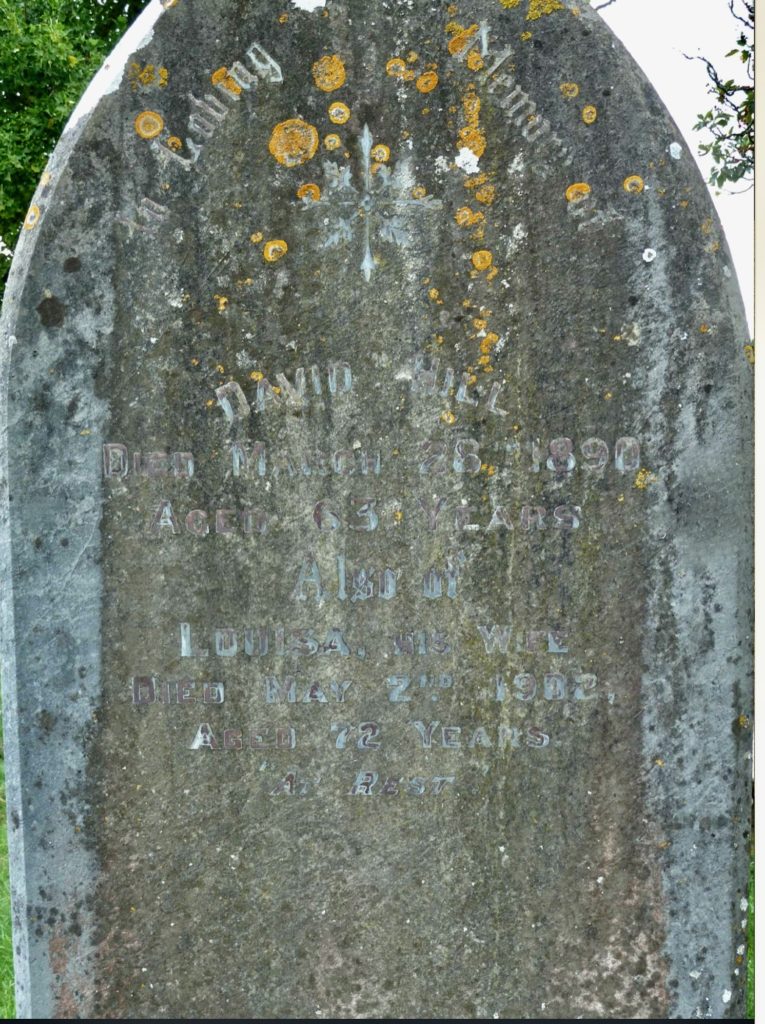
{"left": 63, "top": 257, "right": 81, "bottom": 273}
{"left": 36, "top": 709, "right": 56, "bottom": 734}
{"left": 37, "top": 295, "right": 66, "bottom": 328}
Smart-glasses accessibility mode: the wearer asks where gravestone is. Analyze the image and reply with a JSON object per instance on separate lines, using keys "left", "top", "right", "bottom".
{"left": 0, "top": 0, "right": 752, "bottom": 1017}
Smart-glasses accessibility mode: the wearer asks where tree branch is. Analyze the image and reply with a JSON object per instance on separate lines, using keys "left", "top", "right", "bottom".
{"left": 594, "top": 0, "right": 618, "bottom": 9}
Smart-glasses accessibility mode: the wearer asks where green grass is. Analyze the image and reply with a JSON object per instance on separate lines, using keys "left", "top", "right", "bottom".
{"left": 0, "top": 757, "right": 13, "bottom": 1018}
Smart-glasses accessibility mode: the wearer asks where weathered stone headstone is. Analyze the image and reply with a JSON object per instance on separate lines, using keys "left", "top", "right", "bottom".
{"left": 0, "top": 0, "right": 752, "bottom": 1017}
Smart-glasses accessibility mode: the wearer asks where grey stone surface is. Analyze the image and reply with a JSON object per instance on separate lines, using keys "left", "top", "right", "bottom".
{"left": 0, "top": 0, "right": 753, "bottom": 1017}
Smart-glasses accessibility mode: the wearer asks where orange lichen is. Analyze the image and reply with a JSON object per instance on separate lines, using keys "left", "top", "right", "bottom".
{"left": 386, "top": 57, "right": 415, "bottom": 80}
{"left": 297, "top": 183, "right": 322, "bottom": 201}
{"left": 459, "top": 85, "right": 485, "bottom": 157}
{"left": 312, "top": 54, "right": 347, "bottom": 92}
{"left": 23, "top": 204, "right": 41, "bottom": 230}
{"left": 472, "top": 250, "right": 493, "bottom": 271}
{"left": 447, "top": 22, "right": 479, "bottom": 56}
{"left": 371, "top": 143, "right": 391, "bottom": 162}
{"left": 520, "top": 31, "right": 532, "bottom": 40}
{"left": 264, "top": 240, "right": 289, "bottom": 262}
{"left": 565, "top": 182, "right": 591, "bottom": 203}
{"left": 623, "top": 175, "right": 645, "bottom": 194}
{"left": 416, "top": 70, "right": 439, "bottom": 93}
{"left": 527, "top": 0, "right": 564, "bottom": 18}
{"left": 455, "top": 207, "right": 484, "bottom": 227}
{"left": 466, "top": 50, "right": 485, "bottom": 71}
{"left": 560, "top": 82, "right": 579, "bottom": 98}
{"left": 475, "top": 184, "right": 496, "bottom": 205}
{"left": 250, "top": 231, "right": 264, "bottom": 244}
{"left": 464, "top": 173, "right": 488, "bottom": 189}
{"left": 328, "top": 101, "right": 351, "bottom": 124}
{"left": 324, "top": 133, "right": 342, "bottom": 150}
{"left": 412, "top": 186, "right": 427, "bottom": 199}
{"left": 269, "top": 119, "right": 319, "bottom": 167}
{"left": 213, "top": 295, "right": 229, "bottom": 312}
{"left": 699, "top": 323, "right": 711, "bottom": 334}
{"left": 134, "top": 110, "right": 164, "bottom": 139}
{"left": 441, "top": 410, "right": 457, "bottom": 424}
{"left": 167, "top": 135, "right": 183, "bottom": 150}
{"left": 211, "top": 67, "right": 242, "bottom": 95}
{"left": 744, "top": 344, "right": 755, "bottom": 365}
{"left": 582, "top": 105, "right": 597, "bottom": 124}
{"left": 634, "top": 468, "right": 656, "bottom": 489}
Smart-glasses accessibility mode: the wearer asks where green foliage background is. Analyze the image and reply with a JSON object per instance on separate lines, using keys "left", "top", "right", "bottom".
{"left": 0, "top": 0, "right": 147, "bottom": 278}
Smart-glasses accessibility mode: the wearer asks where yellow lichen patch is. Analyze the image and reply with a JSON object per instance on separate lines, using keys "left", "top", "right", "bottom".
{"left": 499, "top": 0, "right": 522, "bottom": 6}
{"left": 480, "top": 331, "right": 500, "bottom": 358}
{"left": 429, "top": 287, "right": 444, "bottom": 304}
{"left": 441, "top": 410, "right": 456, "bottom": 424}
{"left": 459, "top": 86, "right": 486, "bottom": 158}
{"left": 213, "top": 295, "right": 229, "bottom": 313}
{"left": 211, "top": 67, "right": 242, "bottom": 95}
{"left": 416, "top": 71, "right": 439, "bottom": 93}
{"left": 435, "top": 334, "right": 445, "bottom": 345}
{"left": 527, "top": 0, "right": 565, "bottom": 18}
{"left": 236, "top": 277, "right": 254, "bottom": 287}
{"left": 278, "top": 12, "right": 289, "bottom": 23}
{"left": 312, "top": 54, "right": 346, "bottom": 93}
{"left": 167, "top": 135, "right": 183, "bottom": 151}
{"left": 582, "top": 104, "right": 597, "bottom": 125}
{"left": 466, "top": 50, "right": 485, "bottom": 71}
{"left": 372, "top": 143, "right": 391, "bottom": 162}
{"left": 520, "top": 30, "right": 532, "bottom": 40}
{"left": 744, "top": 344, "right": 755, "bottom": 365}
{"left": 134, "top": 110, "right": 164, "bottom": 139}
{"left": 250, "top": 231, "right": 264, "bottom": 244}
{"left": 297, "top": 183, "right": 322, "bottom": 201}
{"left": 216, "top": 363, "right": 226, "bottom": 373}
{"left": 739, "top": 714, "right": 751, "bottom": 729}
{"left": 393, "top": 509, "right": 404, "bottom": 522}
{"left": 701, "top": 217, "right": 714, "bottom": 235}
{"left": 634, "top": 468, "right": 657, "bottom": 490}
{"left": 464, "top": 173, "right": 488, "bottom": 190}
{"left": 328, "top": 101, "right": 351, "bottom": 124}
{"left": 386, "top": 57, "right": 409, "bottom": 78}
{"left": 565, "top": 182, "right": 591, "bottom": 203}
{"left": 250, "top": 371, "right": 264, "bottom": 381}
{"left": 447, "top": 22, "right": 479, "bottom": 56}
{"left": 324, "top": 133, "right": 342, "bottom": 151}
{"left": 560, "top": 82, "right": 579, "bottom": 99}
{"left": 264, "top": 239, "right": 289, "bottom": 263}
{"left": 269, "top": 119, "right": 319, "bottom": 167}
{"left": 623, "top": 174, "right": 645, "bottom": 194}
{"left": 411, "top": 186, "right": 426, "bottom": 199}
{"left": 23, "top": 204, "right": 41, "bottom": 230}
{"left": 475, "top": 184, "right": 496, "bottom": 205}
{"left": 699, "top": 323, "right": 711, "bottom": 334}
{"left": 472, "top": 250, "right": 493, "bottom": 271}
{"left": 455, "top": 206, "right": 484, "bottom": 227}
